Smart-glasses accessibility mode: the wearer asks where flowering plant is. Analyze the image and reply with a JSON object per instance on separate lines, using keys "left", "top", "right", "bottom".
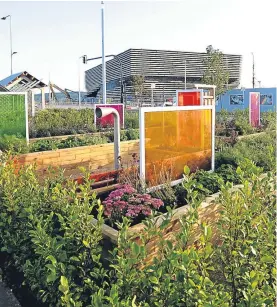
{"left": 103, "top": 184, "right": 164, "bottom": 224}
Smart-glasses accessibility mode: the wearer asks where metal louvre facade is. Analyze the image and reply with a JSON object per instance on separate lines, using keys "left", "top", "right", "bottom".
{"left": 85, "top": 48, "right": 242, "bottom": 104}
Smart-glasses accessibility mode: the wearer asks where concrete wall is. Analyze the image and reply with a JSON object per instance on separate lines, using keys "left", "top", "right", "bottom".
{"left": 216, "top": 87, "right": 276, "bottom": 112}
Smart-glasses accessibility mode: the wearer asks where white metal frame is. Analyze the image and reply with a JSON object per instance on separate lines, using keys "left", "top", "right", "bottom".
{"left": 249, "top": 92, "right": 261, "bottom": 126}
{"left": 0, "top": 92, "right": 29, "bottom": 143}
{"left": 176, "top": 89, "right": 204, "bottom": 106}
{"left": 139, "top": 105, "right": 215, "bottom": 190}
{"left": 93, "top": 103, "right": 125, "bottom": 129}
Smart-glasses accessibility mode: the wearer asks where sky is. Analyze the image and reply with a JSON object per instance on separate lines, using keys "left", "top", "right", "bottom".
{"left": 0, "top": 0, "right": 276, "bottom": 92}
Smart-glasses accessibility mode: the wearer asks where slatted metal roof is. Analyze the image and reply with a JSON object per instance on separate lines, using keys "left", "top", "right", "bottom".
{"left": 0, "top": 71, "right": 47, "bottom": 92}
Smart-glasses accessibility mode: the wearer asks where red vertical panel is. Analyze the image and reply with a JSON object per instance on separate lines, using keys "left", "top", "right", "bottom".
{"left": 249, "top": 93, "right": 260, "bottom": 127}
{"left": 178, "top": 92, "right": 201, "bottom": 106}
{"left": 95, "top": 104, "right": 124, "bottom": 128}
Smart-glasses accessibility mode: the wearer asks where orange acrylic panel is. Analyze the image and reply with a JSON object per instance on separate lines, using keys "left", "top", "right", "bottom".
{"left": 142, "top": 108, "right": 213, "bottom": 187}
{"left": 178, "top": 91, "right": 201, "bottom": 106}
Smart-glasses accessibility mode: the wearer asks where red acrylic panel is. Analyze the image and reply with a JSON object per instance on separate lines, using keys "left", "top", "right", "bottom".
{"left": 178, "top": 91, "right": 201, "bottom": 106}
{"left": 249, "top": 93, "right": 260, "bottom": 127}
{"left": 95, "top": 104, "right": 124, "bottom": 128}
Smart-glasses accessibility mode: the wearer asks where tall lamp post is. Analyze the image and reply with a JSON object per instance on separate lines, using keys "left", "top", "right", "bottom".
{"left": 1, "top": 15, "right": 17, "bottom": 75}
{"left": 78, "top": 55, "right": 86, "bottom": 107}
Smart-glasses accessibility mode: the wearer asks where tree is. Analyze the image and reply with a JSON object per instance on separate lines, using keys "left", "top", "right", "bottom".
{"left": 202, "top": 45, "right": 229, "bottom": 96}
{"left": 130, "top": 75, "right": 148, "bottom": 106}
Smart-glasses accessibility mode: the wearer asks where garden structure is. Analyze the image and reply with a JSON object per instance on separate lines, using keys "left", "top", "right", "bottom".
{"left": 0, "top": 96, "right": 275, "bottom": 306}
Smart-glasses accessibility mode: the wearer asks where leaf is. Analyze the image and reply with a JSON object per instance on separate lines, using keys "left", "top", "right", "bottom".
{"left": 250, "top": 271, "right": 256, "bottom": 278}
{"left": 261, "top": 255, "right": 274, "bottom": 263}
{"left": 60, "top": 276, "right": 69, "bottom": 288}
{"left": 46, "top": 272, "right": 57, "bottom": 283}
{"left": 149, "top": 276, "right": 159, "bottom": 284}
{"left": 250, "top": 246, "right": 257, "bottom": 256}
{"left": 46, "top": 255, "right": 57, "bottom": 265}
{"left": 188, "top": 279, "right": 196, "bottom": 287}
{"left": 83, "top": 240, "right": 90, "bottom": 248}
{"left": 131, "top": 242, "right": 140, "bottom": 256}
{"left": 184, "top": 165, "right": 190, "bottom": 176}
{"left": 132, "top": 296, "right": 137, "bottom": 307}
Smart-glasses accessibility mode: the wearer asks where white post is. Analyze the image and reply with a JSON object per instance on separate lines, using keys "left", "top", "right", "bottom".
{"left": 41, "top": 87, "right": 45, "bottom": 110}
{"left": 78, "top": 58, "right": 81, "bottom": 107}
{"left": 31, "top": 90, "right": 35, "bottom": 117}
{"left": 101, "top": 1, "right": 106, "bottom": 104}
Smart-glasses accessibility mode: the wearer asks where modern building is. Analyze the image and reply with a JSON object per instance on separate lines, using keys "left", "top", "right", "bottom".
{"left": 85, "top": 48, "right": 242, "bottom": 105}
{"left": 216, "top": 88, "right": 276, "bottom": 112}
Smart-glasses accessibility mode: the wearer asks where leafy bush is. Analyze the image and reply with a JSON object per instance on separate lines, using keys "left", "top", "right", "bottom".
{"left": 29, "top": 108, "right": 96, "bottom": 137}
{"left": 124, "top": 111, "right": 139, "bottom": 129}
{"left": 0, "top": 157, "right": 275, "bottom": 306}
{"left": 193, "top": 169, "right": 222, "bottom": 195}
{"left": 0, "top": 134, "right": 29, "bottom": 154}
{"left": 0, "top": 162, "right": 106, "bottom": 306}
{"left": 215, "top": 164, "right": 240, "bottom": 184}
{"left": 103, "top": 184, "right": 164, "bottom": 226}
{"left": 215, "top": 130, "right": 276, "bottom": 172}
{"left": 261, "top": 111, "right": 276, "bottom": 131}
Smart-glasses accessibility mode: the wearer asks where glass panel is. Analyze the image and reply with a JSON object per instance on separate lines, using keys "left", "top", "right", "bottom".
{"left": 95, "top": 104, "right": 124, "bottom": 128}
{"left": 144, "top": 109, "right": 212, "bottom": 187}
{"left": 249, "top": 93, "right": 260, "bottom": 127}
{"left": 178, "top": 92, "right": 201, "bottom": 106}
{"left": 0, "top": 94, "right": 26, "bottom": 137}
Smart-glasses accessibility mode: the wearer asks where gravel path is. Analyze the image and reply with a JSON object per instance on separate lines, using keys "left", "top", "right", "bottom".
{"left": 0, "top": 282, "right": 20, "bottom": 307}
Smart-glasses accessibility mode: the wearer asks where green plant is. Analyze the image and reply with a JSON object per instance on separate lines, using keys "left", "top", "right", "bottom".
{"left": 0, "top": 161, "right": 107, "bottom": 306}
{"left": 214, "top": 161, "right": 276, "bottom": 305}
{"left": 124, "top": 111, "right": 139, "bottom": 129}
{"left": 202, "top": 45, "right": 229, "bottom": 96}
{"left": 29, "top": 108, "right": 96, "bottom": 137}
{"left": 215, "top": 164, "right": 240, "bottom": 184}
{"left": 193, "top": 169, "right": 222, "bottom": 195}
{"left": 0, "top": 134, "right": 29, "bottom": 154}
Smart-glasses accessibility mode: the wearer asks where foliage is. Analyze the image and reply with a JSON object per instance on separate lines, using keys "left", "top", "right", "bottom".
{"left": 215, "top": 164, "right": 240, "bottom": 184}
{"left": 214, "top": 161, "right": 276, "bottom": 305}
{"left": 0, "top": 134, "right": 29, "bottom": 154}
{"left": 103, "top": 184, "right": 164, "bottom": 226}
{"left": 29, "top": 108, "right": 96, "bottom": 137}
{"left": 202, "top": 45, "right": 229, "bottom": 96}
{"left": 130, "top": 75, "right": 148, "bottom": 105}
{"left": 261, "top": 111, "right": 276, "bottom": 131}
{"left": 124, "top": 111, "right": 139, "bottom": 129}
{"left": 215, "top": 130, "right": 276, "bottom": 171}
{"left": 193, "top": 169, "right": 222, "bottom": 195}
{"left": 30, "top": 135, "right": 110, "bottom": 152}
{"left": 0, "top": 156, "right": 275, "bottom": 306}
{"left": 0, "top": 161, "right": 106, "bottom": 306}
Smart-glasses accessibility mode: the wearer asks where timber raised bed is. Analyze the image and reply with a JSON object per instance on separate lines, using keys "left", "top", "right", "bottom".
{"left": 14, "top": 140, "right": 139, "bottom": 179}
{"left": 98, "top": 184, "right": 244, "bottom": 267}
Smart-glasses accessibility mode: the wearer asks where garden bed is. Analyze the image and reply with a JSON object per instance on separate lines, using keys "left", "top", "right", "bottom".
{"left": 14, "top": 140, "right": 139, "bottom": 179}
{"left": 97, "top": 183, "right": 244, "bottom": 267}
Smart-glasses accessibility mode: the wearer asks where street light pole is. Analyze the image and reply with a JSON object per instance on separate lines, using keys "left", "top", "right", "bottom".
{"left": 9, "top": 16, "right": 13, "bottom": 75}
{"left": 1, "top": 15, "right": 16, "bottom": 75}
{"left": 78, "top": 56, "right": 85, "bottom": 107}
{"left": 101, "top": 1, "right": 106, "bottom": 104}
{"left": 251, "top": 52, "right": 255, "bottom": 88}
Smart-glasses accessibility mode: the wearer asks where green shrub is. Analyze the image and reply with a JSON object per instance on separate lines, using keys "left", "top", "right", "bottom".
{"left": 215, "top": 164, "right": 240, "bottom": 184}
{"left": 0, "top": 134, "right": 29, "bottom": 154}
{"left": 193, "top": 169, "right": 222, "bottom": 195}
{"left": 0, "top": 162, "right": 106, "bottom": 306}
{"left": 125, "top": 111, "right": 139, "bottom": 129}
{"left": 29, "top": 108, "right": 96, "bottom": 137}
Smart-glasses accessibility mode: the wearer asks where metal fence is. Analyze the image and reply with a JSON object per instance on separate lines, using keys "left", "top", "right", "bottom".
{"left": 0, "top": 92, "right": 28, "bottom": 138}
